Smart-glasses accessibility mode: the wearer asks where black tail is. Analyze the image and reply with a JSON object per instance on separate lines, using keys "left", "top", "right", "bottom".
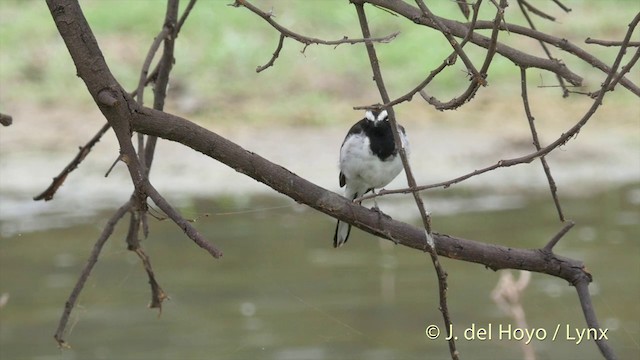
{"left": 333, "top": 220, "right": 351, "bottom": 248}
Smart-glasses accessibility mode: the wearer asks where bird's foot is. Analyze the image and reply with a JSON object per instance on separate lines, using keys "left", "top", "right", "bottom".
{"left": 370, "top": 206, "right": 392, "bottom": 220}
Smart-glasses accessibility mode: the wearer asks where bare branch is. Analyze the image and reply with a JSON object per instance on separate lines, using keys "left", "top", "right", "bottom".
{"left": 420, "top": 0, "right": 507, "bottom": 111}
{"left": 133, "top": 106, "right": 618, "bottom": 358}
{"left": 575, "top": 279, "right": 617, "bottom": 360}
{"left": 586, "top": 37, "right": 640, "bottom": 47}
{"left": 354, "top": 2, "right": 457, "bottom": 358}
{"left": 518, "top": 0, "right": 556, "bottom": 22}
{"left": 355, "top": 0, "right": 485, "bottom": 111}
{"left": 364, "top": 0, "right": 584, "bottom": 86}
{"left": 520, "top": 67, "right": 565, "bottom": 221}
{"left": 363, "top": 15, "right": 636, "bottom": 202}
{"left": 144, "top": 180, "right": 223, "bottom": 258}
{"left": 256, "top": 33, "right": 285, "bottom": 73}
{"left": 591, "top": 47, "right": 640, "bottom": 98}
{"left": 34, "top": 123, "right": 111, "bottom": 201}
{"left": 54, "top": 200, "right": 131, "bottom": 347}
{"left": 517, "top": 0, "right": 569, "bottom": 97}
{"left": 414, "top": 0, "right": 482, "bottom": 83}
{"left": 136, "top": 27, "right": 169, "bottom": 108}
{"left": 364, "top": 0, "right": 640, "bottom": 96}
{"left": 456, "top": 0, "right": 471, "bottom": 19}
{"left": 46, "top": 0, "right": 215, "bottom": 344}
{"left": 551, "top": 0, "right": 571, "bottom": 13}
{"left": 134, "top": 247, "right": 168, "bottom": 310}
{"left": 176, "top": 0, "right": 198, "bottom": 33}
{"left": 467, "top": 19, "right": 640, "bottom": 95}
{"left": 543, "top": 221, "right": 575, "bottom": 252}
{"left": 131, "top": 105, "right": 594, "bottom": 278}
{"left": 232, "top": 0, "right": 399, "bottom": 52}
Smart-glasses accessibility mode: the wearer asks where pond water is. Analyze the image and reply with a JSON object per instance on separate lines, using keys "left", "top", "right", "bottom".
{"left": 0, "top": 185, "right": 638, "bottom": 360}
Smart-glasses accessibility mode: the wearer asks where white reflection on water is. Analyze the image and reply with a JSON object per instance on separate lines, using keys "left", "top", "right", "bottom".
{"left": 275, "top": 347, "right": 326, "bottom": 360}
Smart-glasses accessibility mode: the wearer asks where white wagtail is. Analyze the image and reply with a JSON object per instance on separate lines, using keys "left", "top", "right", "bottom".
{"left": 333, "top": 109, "right": 410, "bottom": 248}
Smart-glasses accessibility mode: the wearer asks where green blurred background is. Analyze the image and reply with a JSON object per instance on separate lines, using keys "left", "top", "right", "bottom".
{"left": 1, "top": 1, "right": 639, "bottom": 359}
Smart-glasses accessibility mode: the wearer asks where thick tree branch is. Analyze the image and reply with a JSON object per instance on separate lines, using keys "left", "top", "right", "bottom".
{"left": 46, "top": 0, "right": 212, "bottom": 249}
{"left": 130, "top": 106, "right": 593, "bottom": 287}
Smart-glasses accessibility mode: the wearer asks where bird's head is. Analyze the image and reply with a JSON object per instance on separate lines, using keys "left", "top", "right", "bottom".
{"left": 365, "top": 109, "right": 388, "bottom": 126}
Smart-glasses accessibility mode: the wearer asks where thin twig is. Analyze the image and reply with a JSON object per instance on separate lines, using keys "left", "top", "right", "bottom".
{"left": 551, "top": 0, "right": 571, "bottom": 13}
{"left": 132, "top": 0, "right": 181, "bottom": 312}
{"left": 456, "top": 0, "right": 471, "bottom": 19}
{"left": 414, "top": 0, "right": 487, "bottom": 111}
{"left": 414, "top": 0, "right": 482, "bottom": 83}
{"left": 144, "top": 180, "right": 223, "bottom": 258}
{"left": 543, "top": 220, "right": 575, "bottom": 252}
{"left": 134, "top": 247, "right": 168, "bottom": 310}
{"left": 136, "top": 28, "right": 169, "bottom": 108}
{"left": 585, "top": 37, "right": 640, "bottom": 47}
{"left": 355, "top": 0, "right": 484, "bottom": 111}
{"left": 419, "top": 0, "right": 507, "bottom": 111}
{"left": 519, "top": 0, "right": 556, "bottom": 21}
{"left": 478, "top": 0, "right": 506, "bottom": 75}
{"left": 590, "top": 46, "right": 640, "bottom": 98}
{"left": 233, "top": 0, "right": 399, "bottom": 52}
{"left": 518, "top": 0, "right": 569, "bottom": 97}
{"left": 461, "top": 19, "right": 640, "bottom": 95}
{"left": 34, "top": 122, "right": 111, "bottom": 201}
{"left": 176, "top": 0, "right": 198, "bottom": 33}
{"left": 354, "top": 2, "right": 457, "bottom": 359}
{"left": 365, "top": 0, "right": 640, "bottom": 95}
{"left": 520, "top": 67, "right": 565, "bottom": 221}
{"left": 257, "top": 33, "right": 285, "bottom": 73}
{"left": 54, "top": 200, "right": 131, "bottom": 347}
{"left": 360, "top": 50, "right": 630, "bottom": 202}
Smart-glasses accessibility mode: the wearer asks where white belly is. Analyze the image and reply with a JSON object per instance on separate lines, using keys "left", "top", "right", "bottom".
{"left": 340, "top": 134, "right": 405, "bottom": 193}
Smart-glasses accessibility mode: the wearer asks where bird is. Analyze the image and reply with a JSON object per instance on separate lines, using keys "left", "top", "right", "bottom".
{"left": 333, "top": 109, "right": 409, "bottom": 248}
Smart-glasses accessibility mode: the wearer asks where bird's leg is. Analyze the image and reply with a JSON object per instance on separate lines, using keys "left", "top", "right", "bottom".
{"left": 370, "top": 189, "right": 392, "bottom": 222}
{"left": 371, "top": 189, "right": 380, "bottom": 211}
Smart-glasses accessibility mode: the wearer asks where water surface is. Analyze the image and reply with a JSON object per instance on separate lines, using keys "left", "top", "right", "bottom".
{"left": 0, "top": 186, "right": 638, "bottom": 359}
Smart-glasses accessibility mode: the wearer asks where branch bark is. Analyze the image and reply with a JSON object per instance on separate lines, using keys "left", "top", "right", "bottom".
{"left": 130, "top": 106, "right": 593, "bottom": 285}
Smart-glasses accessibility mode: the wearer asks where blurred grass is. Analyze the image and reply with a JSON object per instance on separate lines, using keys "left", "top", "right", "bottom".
{"left": 0, "top": 0, "right": 638, "bottom": 126}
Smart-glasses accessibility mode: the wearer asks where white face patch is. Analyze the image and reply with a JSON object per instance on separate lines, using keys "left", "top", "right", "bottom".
{"left": 365, "top": 110, "right": 375, "bottom": 122}
{"left": 377, "top": 110, "right": 388, "bottom": 122}
{"left": 364, "top": 109, "right": 389, "bottom": 124}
